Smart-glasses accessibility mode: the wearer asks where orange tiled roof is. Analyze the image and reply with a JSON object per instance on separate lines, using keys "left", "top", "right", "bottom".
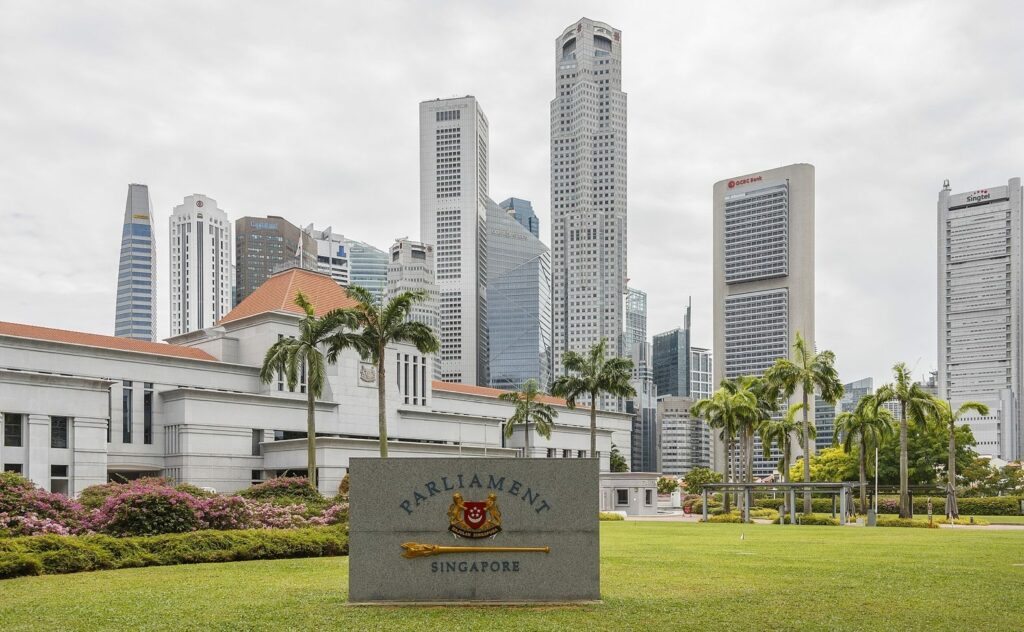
{"left": 431, "top": 380, "right": 568, "bottom": 407}
{"left": 219, "top": 268, "right": 360, "bottom": 325}
{"left": 0, "top": 321, "right": 218, "bottom": 361}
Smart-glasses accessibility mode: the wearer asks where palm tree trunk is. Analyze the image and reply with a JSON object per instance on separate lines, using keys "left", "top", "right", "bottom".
{"left": 947, "top": 418, "right": 958, "bottom": 520}
{"left": 782, "top": 442, "right": 790, "bottom": 516}
{"left": 525, "top": 415, "right": 531, "bottom": 458}
{"left": 746, "top": 427, "right": 754, "bottom": 483}
{"left": 858, "top": 439, "right": 868, "bottom": 515}
{"left": 723, "top": 437, "right": 732, "bottom": 513}
{"left": 899, "top": 401, "right": 910, "bottom": 518}
{"left": 306, "top": 369, "right": 317, "bottom": 491}
{"left": 802, "top": 390, "right": 812, "bottom": 514}
{"left": 377, "top": 351, "right": 388, "bottom": 458}
{"left": 589, "top": 397, "right": 597, "bottom": 462}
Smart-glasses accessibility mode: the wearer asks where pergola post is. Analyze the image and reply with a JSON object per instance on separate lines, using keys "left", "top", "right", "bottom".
{"left": 788, "top": 489, "right": 797, "bottom": 524}
{"left": 702, "top": 488, "right": 708, "bottom": 522}
{"left": 839, "top": 487, "right": 848, "bottom": 525}
{"left": 743, "top": 488, "right": 751, "bottom": 523}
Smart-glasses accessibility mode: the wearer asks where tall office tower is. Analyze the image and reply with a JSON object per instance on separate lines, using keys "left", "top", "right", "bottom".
{"left": 713, "top": 164, "right": 815, "bottom": 478}
{"left": 234, "top": 216, "right": 316, "bottom": 305}
{"left": 304, "top": 225, "right": 350, "bottom": 287}
{"left": 653, "top": 299, "right": 695, "bottom": 398}
{"left": 419, "top": 96, "right": 490, "bottom": 385}
{"left": 689, "top": 347, "right": 714, "bottom": 401}
{"left": 551, "top": 18, "right": 627, "bottom": 411}
{"left": 387, "top": 238, "right": 440, "bottom": 336}
{"left": 624, "top": 287, "right": 647, "bottom": 349}
{"left": 820, "top": 377, "right": 873, "bottom": 450}
{"left": 938, "top": 178, "right": 1023, "bottom": 460}
{"left": 114, "top": 184, "right": 157, "bottom": 341}
{"left": 485, "top": 201, "right": 552, "bottom": 391}
{"left": 169, "top": 194, "right": 233, "bottom": 337}
{"left": 345, "top": 238, "right": 389, "bottom": 301}
{"left": 627, "top": 341, "right": 659, "bottom": 472}
{"left": 659, "top": 397, "right": 711, "bottom": 477}
{"left": 498, "top": 197, "right": 540, "bottom": 238}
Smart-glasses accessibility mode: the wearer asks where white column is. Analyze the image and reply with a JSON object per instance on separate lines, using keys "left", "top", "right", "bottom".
{"left": 26, "top": 414, "right": 50, "bottom": 488}
{"left": 71, "top": 417, "right": 108, "bottom": 496}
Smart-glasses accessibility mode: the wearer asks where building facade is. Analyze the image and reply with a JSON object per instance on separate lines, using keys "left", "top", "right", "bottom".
{"left": 626, "top": 341, "right": 659, "bottom": 472}
{"left": 624, "top": 287, "right": 647, "bottom": 350}
{"left": 387, "top": 238, "right": 440, "bottom": 343}
{"left": 713, "top": 164, "right": 815, "bottom": 478}
{"left": 304, "top": 225, "right": 350, "bottom": 287}
{"left": 659, "top": 396, "right": 710, "bottom": 477}
{"left": 820, "top": 377, "right": 873, "bottom": 450}
{"left": 690, "top": 347, "right": 714, "bottom": 401}
{"left": 551, "top": 18, "right": 627, "bottom": 409}
{"left": 345, "top": 238, "right": 388, "bottom": 301}
{"left": 169, "top": 194, "right": 233, "bottom": 337}
{"left": 485, "top": 201, "right": 552, "bottom": 391}
{"left": 114, "top": 183, "right": 157, "bottom": 341}
{"left": 0, "top": 269, "right": 630, "bottom": 497}
{"left": 234, "top": 216, "right": 316, "bottom": 306}
{"left": 419, "top": 96, "right": 490, "bottom": 385}
{"left": 498, "top": 197, "right": 540, "bottom": 238}
{"left": 938, "top": 178, "right": 1023, "bottom": 460}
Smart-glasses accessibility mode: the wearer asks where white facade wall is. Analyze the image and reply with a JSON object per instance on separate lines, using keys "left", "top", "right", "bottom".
{"left": 304, "top": 225, "right": 351, "bottom": 287}
{"left": 169, "top": 194, "right": 233, "bottom": 337}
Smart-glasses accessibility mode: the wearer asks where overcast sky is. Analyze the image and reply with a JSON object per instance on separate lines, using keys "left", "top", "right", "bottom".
{"left": 1, "top": 1, "right": 1022, "bottom": 388}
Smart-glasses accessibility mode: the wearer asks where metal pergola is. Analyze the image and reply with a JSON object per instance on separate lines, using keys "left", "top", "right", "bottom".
{"left": 701, "top": 482, "right": 859, "bottom": 525}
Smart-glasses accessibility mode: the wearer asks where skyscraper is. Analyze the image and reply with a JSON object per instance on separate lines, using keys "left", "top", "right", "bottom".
{"left": 820, "top": 377, "right": 873, "bottom": 450}
{"left": 234, "top": 216, "right": 315, "bottom": 305}
{"left": 713, "top": 164, "right": 815, "bottom": 478}
{"left": 304, "top": 225, "right": 350, "bottom": 287}
{"left": 624, "top": 287, "right": 647, "bottom": 349}
{"left": 169, "top": 194, "right": 233, "bottom": 337}
{"left": 938, "top": 178, "right": 1023, "bottom": 461}
{"left": 659, "top": 396, "right": 710, "bottom": 477}
{"left": 551, "top": 18, "right": 627, "bottom": 411}
{"left": 387, "top": 238, "right": 440, "bottom": 338}
{"left": 419, "top": 96, "right": 490, "bottom": 385}
{"left": 689, "top": 347, "right": 714, "bottom": 401}
{"left": 114, "top": 183, "right": 157, "bottom": 341}
{"left": 498, "top": 197, "right": 540, "bottom": 238}
{"left": 653, "top": 300, "right": 694, "bottom": 398}
{"left": 345, "top": 238, "right": 388, "bottom": 301}
{"left": 485, "top": 201, "right": 552, "bottom": 391}
{"left": 627, "top": 341, "right": 659, "bottom": 472}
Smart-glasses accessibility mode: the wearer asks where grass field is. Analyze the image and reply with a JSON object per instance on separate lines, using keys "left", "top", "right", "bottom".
{"left": 1, "top": 522, "right": 1022, "bottom": 631}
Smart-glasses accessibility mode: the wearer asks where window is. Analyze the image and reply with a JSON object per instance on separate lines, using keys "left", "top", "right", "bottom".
{"left": 251, "top": 469, "right": 263, "bottom": 485}
{"left": 122, "top": 381, "right": 133, "bottom": 443}
{"left": 645, "top": 489, "right": 654, "bottom": 506}
{"left": 4, "top": 464, "right": 23, "bottom": 474}
{"left": 143, "top": 383, "right": 154, "bottom": 444}
{"left": 51, "top": 465, "right": 68, "bottom": 477}
{"left": 50, "top": 416, "right": 69, "bottom": 449}
{"left": 252, "top": 429, "right": 262, "bottom": 456}
{"left": 615, "top": 489, "right": 628, "bottom": 506}
{"left": 3, "top": 413, "right": 22, "bottom": 447}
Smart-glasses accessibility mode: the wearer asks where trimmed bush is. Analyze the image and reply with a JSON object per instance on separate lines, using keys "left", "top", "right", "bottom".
{"left": 599, "top": 512, "right": 624, "bottom": 521}
{"left": 0, "top": 527, "right": 348, "bottom": 580}
{"left": 90, "top": 486, "right": 202, "bottom": 537}
{"left": 875, "top": 495, "right": 1022, "bottom": 516}
{"left": 749, "top": 508, "right": 779, "bottom": 520}
{"left": 775, "top": 514, "right": 839, "bottom": 526}
{"left": 705, "top": 513, "right": 742, "bottom": 523}
{"left": 876, "top": 517, "right": 939, "bottom": 529}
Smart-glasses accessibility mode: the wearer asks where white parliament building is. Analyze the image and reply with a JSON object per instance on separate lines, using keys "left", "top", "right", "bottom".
{"left": 0, "top": 269, "right": 631, "bottom": 497}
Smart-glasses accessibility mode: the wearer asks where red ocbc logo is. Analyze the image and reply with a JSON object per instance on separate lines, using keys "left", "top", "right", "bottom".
{"left": 727, "top": 176, "right": 763, "bottom": 189}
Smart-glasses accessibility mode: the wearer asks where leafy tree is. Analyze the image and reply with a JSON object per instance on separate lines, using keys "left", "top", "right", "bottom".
{"left": 551, "top": 338, "right": 636, "bottom": 459}
{"left": 609, "top": 445, "right": 629, "bottom": 472}
{"left": 498, "top": 379, "right": 557, "bottom": 457}
{"left": 328, "top": 286, "right": 439, "bottom": 457}
{"left": 682, "top": 467, "right": 723, "bottom": 495}
{"left": 765, "top": 332, "right": 844, "bottom": 513}
{"left": 789, "top": 447, "right": 858, "bottom": 484}
{"left": 260, "top": 292, "right": 358, "bottom": 490}
{"left": 657, "top": 476, "right": 680, "bottom": 495}
{"left": 874, "top": 362, "right": 941, "bottom": 518}
{"left": 876, "top": 417, "right": 977, "bottom": 487}
{"left": 931, "top": 400, "right": 988, "bottom": 519}
{"left": 833, "top": 394, "right": 895, "bottom": 514}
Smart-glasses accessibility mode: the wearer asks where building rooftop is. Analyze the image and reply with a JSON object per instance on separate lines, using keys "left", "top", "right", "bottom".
{"left": 0, "top": 321, "right": 217, "bottom": 361}
{"left": 431, "top": 380, "right": 567, "bottom": 407}
{"left": 219, "top": 267, "right": 359, "bottom": 325}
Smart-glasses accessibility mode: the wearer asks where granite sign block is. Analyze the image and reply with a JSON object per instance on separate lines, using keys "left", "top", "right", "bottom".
{"left": 348, "top": 457, "right": 599, "bottom": 603}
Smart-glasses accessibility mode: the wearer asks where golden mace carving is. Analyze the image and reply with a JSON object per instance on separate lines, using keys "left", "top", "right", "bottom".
{"left": 401, "top": 542, "right": 550, "bottom": 559}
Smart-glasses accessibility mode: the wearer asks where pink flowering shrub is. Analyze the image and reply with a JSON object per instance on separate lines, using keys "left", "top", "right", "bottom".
{"left": 89, "top": 485, "right": 201, "bottom": 537}
{"left": 0, "top": 512, "right": 73, "bottom": 536}
{"left": 0, "top": 472, "right": 83, "bottom": 534}
{"left": 78, "top": 477, "right": 173, "bottom": 510}
{"left": 197, "top": 496, "right": 253, "bottom": 531}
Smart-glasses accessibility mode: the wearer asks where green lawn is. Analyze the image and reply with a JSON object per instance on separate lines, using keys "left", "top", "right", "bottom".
{"left": 1, "top": 522, "right": 1022, "bottom": 631}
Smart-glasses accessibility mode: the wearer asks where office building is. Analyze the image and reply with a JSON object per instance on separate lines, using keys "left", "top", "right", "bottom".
{"left": 624, "top": 287, "right": 647, "bottom": 349}
{"left": 626, "top": 341, "right": 659, "bottom": 472}
{"left": 169, "top": 194, "right": 233, "bottom": 337}
{"left": 938, "top": 178, "right": 1023, "bottom": 460}
{"left": 485, "top": 201, "right": 552, "bottom": 391}
{"left": 821, "top": 377, "right": 873, "bottom": 450}
{"left": 690, "top": 347, "right": 714, "bottom": 401}
{"left": 114, "top": 183, "right": 157, "bottom": 341}
{"left": 551, "top": 18, "right": 628, "bottom": 412}
{"left": 420, "top": 96, "right": 490, "bottom": 385}
{"left": 713, "top": 163, "right": 815, "bottom": 478}
{"left": 345, "top": 238, "right": 388, "bottom": 301}
{"left": 387, "top": 238, "right": 440, "bottom": 343}
{"left": 498, "top": 197, "right": 539, "bottom": 238}
{"left": 304, "top": 225, "right": 350, "bottom": 287}
{"left": 659, "top": 396, "right": 710, "bottom": 477}
{"left": 653, "top": 299, "right": 713, "bottom": 401}
{"left": 234, "top": 216, "right": 316, "bottom": 305}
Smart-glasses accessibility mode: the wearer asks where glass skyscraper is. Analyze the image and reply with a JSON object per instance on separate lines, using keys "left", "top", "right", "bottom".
{"left": 345, "top": 238, "right": 389, "bottom": 301}
{"left": 485, "top": 200, "right": 552, "bottom": 391}
{"left": 114, "top": 183, "right": 156, "bottom": 341}
{"left": 498, "top": 197, "right": 540, "bottom": 238}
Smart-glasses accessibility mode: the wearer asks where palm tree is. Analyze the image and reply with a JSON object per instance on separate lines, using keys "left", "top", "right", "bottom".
{"left": 833, "top": 395, "right": 895, "bottom": 515}
{"left": 759, "top": 402, "right": 811, "bottom": 516}
{"left": 765, "top": 332, "right": 844, "bottom": 514}
{"left": 693, "top": 383, "right": 758, "bottom": 514}
{"left": 551, "top": 338, "right": 636, "bottom": 460}
{"left": 260, "top": 291, "right": 358, "bottom": 491}
{"left": 932, "top": 399, "right": 988, "bottom": 519}
{"left": 874, "top": 362, "right": 940, "bottom": 518}
{"left": 498, "top": 379, "right": 557, "bottom": 457}
{"left": 724, "top": 376, "right": 779, "bottom": 486}
{"left": 328, "top": 286, "right": 439, "bottom": 458}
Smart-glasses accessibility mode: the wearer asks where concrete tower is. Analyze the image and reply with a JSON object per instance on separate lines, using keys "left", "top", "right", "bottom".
{"left": 169, "top": 194, "right": 232, "bottom": 337}
{"left": 114, "top": 183, "right": 157, "bottom": 341}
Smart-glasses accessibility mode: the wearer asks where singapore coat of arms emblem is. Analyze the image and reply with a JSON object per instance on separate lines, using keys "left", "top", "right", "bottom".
{"left": 447, "top": 492, "right": 502, "bottom": 538}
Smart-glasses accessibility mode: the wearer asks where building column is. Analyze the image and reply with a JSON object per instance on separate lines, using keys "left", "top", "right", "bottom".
{"left": 25, "top": 414, "right": 50, "bottom": 488}
{"left": 71, "top": 417, "right": 109, "bottom": 496}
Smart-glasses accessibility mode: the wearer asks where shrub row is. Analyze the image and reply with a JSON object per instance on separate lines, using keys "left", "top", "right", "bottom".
{"left": 875, "top": 495, "right": 1022, "bottom": 516}
{"left": 598, "top": 512, "right": 624, "bottom": 521}
{"left": 0, "top": 526, "right": 348, "bottom": 579}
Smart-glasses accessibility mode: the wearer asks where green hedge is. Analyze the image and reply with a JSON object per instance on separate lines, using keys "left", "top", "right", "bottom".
{"left": 598, "top": 512, "right": 624, "bottom": 521}
{"left": 0, "top": 526, "right": 348, "bottom": 579}
{"left": 876, "top": 517, "right": 939, "bottom": 529}
{"left": 876, "top": 495, "right": 1022, "bottom": 516}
